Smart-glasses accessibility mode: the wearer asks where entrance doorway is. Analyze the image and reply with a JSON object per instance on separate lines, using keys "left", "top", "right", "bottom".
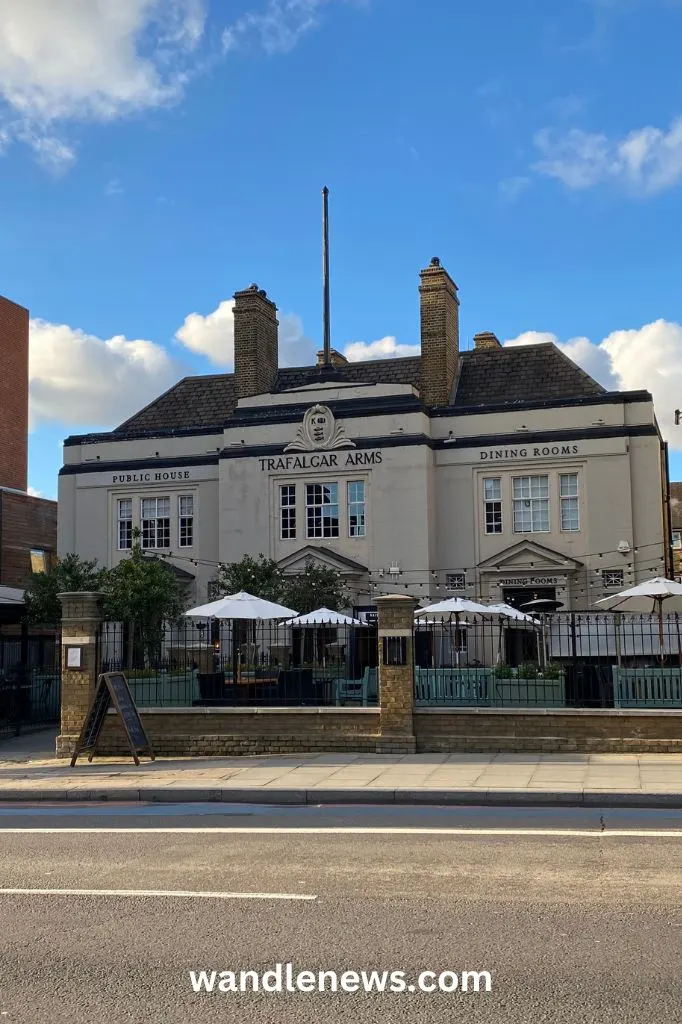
{"left": 502, "top": 586, "right": 557, "bottom": 666}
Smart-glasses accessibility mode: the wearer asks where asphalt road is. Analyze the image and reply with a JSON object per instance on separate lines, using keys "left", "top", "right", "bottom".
{"left": 0, "top": 803, "right": 681, "bottom": 1023}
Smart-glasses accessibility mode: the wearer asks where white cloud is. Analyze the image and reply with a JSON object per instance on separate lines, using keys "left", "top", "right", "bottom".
{"left": 175, "top": 299, "right": 316, "bottom": 367}
{"left": 343, "top": 336, "right": 421, "bottom": 362}
{"left": 223, "top": 0, "right": 364, "bottom": 54}
{"left": 27, "top": 485, "right": 42, "bottom": 497}
{"left": 504, "top": 321, "right": 682, "bottom": 447}
{"left": 533, "top": 117, "right": 682, "bottom": 195}
{"left": 29, "top": 318, "right": 184, "bottom": 429}
{"left": 0, "top": 0, "right": 207, "bottom": 164}
{"left": 175, "top": 299, "right": 235, "bottom": 365}
{"left": 279, "top": 312, "right": 317, "bottom": 365}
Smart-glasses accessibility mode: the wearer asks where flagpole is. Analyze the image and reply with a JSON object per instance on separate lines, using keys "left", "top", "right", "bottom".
{"left": 322, "top": 186, "right": 331, "bottom": 366}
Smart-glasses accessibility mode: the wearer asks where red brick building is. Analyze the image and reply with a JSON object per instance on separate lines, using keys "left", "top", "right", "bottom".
{"left": 0, "top": 294, "right": 57, "bottom": 590}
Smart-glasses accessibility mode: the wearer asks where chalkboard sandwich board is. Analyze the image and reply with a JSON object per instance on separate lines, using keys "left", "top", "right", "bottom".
{"left": 70, "top": 672, "right": 155, "bottom": 767}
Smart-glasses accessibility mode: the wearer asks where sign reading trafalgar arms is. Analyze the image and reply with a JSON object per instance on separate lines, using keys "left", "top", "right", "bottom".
{"left": 260, "top": 404, "right": 382, "bottom": 472}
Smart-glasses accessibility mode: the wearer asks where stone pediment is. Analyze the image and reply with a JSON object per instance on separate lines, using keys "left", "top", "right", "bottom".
{"left": 278, "top": 545, "right": 368, "bottom": 578}
{"left": 477, "top": 540, "right": 583, "bottom": 573}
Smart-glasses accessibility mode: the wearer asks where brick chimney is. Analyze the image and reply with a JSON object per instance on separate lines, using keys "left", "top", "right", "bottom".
{"left": 316, "top": 347, "right": 348, "bottom": 367}
{"left": 473, "top": 331, "right": 502, "bottom": 351}
{"left": 233, "top": 284, "right": 279, "bottom": 399}
{"left": 0, "top": 295, "right": 29, "bottom": 491}
{"left": 419, "top": 258, "right": 459, "bottom": 406}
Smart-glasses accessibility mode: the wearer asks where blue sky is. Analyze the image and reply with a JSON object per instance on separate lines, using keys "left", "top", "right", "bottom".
{"left": 2, "top": 0, "right": 682, "bottom": 498}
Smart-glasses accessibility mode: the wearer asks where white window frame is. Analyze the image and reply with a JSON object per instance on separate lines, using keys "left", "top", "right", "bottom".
{"left": 602, "top": 569, "right": 624, "bottom": 589}
{"left": 178, "top": 494, "right": 194, "bottom": 548}
{"left": 348, "top": 480, "right": 366, "bottom": 538}
{"left": 280, "top": 484, "right": 297, "bottom": 540}
{"left": 673, "top": 530, "right": 682, "bottom": 550}
{"left": 306, "top": 482, "right": 339, "bottom": 539}
{"left": 483, "top": 477, "right": 503, "bottom": 535}
{"left": 445, "top": 573, "right": 466, "bottom": 592}
{"left": 117, "top": 498, "right": 133, "bottom": 551}
{"left": 512, "top": 475, "right": 550, "bottom": 534}
{"left": 559, "top": 473, "right": 580, "bottom": 533}
{"left": 141, "top": 496, "right": 171, "bottom": 549}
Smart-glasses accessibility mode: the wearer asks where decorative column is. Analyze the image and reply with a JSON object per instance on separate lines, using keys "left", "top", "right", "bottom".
{"left": 56, "top": 592, "right": 104, "bottom": 757}
{"left": 376, "top": 594, "right": 418, "bottom": 754}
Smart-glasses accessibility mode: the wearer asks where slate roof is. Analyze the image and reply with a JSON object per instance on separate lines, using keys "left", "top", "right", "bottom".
{"left": 276, "top": 358, "right": 423, "bottom": 391}
{"left": 109, "top": 343, "right": 605, "bottom": 438}
{"left": 115, "top": 374, "right": 237, "bottom": 433}
{"left": 453, "top": 344, "right": 605, "bottom": 408}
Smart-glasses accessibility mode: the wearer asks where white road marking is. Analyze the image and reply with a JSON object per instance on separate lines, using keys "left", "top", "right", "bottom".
{"left": 0, "top": 826, "right": 681, "bottom": 837}
{"left": 0, "top": 887, "right": 316, "bottom": 900}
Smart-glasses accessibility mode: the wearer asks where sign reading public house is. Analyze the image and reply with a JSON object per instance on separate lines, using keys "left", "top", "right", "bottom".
{"left": 112, "top": 470, "right": 192, "bottom": 484}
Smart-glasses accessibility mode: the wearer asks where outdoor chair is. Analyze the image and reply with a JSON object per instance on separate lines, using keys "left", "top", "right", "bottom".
{"left": 335, "top": 666, "right": 377, "bottom": 707}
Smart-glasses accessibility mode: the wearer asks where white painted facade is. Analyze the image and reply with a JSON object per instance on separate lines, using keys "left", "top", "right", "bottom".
{"left": 58, "top": 370, "right": 670, "bottom": 613}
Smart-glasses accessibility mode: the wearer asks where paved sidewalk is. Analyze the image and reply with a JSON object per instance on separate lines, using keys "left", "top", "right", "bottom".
{"left": 0, "top": 749, "right": 682, "bottom": 806}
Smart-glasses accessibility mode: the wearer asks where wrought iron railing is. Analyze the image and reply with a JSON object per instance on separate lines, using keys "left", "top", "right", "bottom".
{"left": 97, "top": 620, "right": 379, "bottom": 708}
{"left": 0, "top": 633, "right": 61, "bottom": 738}
{"left": 413, "top": 613, "right": 682, "bottom": 709}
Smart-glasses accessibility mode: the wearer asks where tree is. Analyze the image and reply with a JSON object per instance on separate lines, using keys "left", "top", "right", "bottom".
{"left": 24, "top": 553, "right": 103, "bottom": 626}
{"left": 101, "top": 538, "right": 185, "bottom": 667}
{"left": 281, "top": 559, "right": 349, "bottom": 615}
{"left": 215, "top": 554, "right": 349, "bottom": 615}
{"left": 214, "top": 554, "right": 285, "bottom": 603}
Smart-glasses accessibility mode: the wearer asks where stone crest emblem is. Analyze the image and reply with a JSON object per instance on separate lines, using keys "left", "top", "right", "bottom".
{"left": 284, "top": 404, "right": 355, "bottom": 452}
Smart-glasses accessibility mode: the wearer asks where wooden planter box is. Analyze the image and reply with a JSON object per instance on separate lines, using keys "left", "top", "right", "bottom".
{"left": 613, "top": 667, "right": 682, "bottom": 708}
{"left": 489, "top": 674, "right": 566, "bottom": 708}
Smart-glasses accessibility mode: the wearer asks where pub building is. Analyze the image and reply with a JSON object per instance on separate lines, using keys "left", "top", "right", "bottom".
{"left": 58, "top": 256, "right": 672, "bottom": 621}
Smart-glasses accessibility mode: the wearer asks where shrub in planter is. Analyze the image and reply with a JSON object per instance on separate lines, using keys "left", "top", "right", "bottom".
{"left": 494, "top": 664, "right": 514, "bottom": 678}
{"left": 517, "top": 661, "right": 562, "bottom": 680}
{"left": 518, "top": 661, "right": 541, "bottom": 679}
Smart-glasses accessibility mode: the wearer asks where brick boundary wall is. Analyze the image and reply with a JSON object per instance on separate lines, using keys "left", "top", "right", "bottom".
{"left": 415, "top": 708, "right": 682, "bottom": 753}
{"left": 91, "top": 707, "right": 682, "bottom": 756}
{"left": 57, "top": 602, "right": 682, "bottom": 757}
{"left": 97, "top": 708, "right": 381, "bottom": 757}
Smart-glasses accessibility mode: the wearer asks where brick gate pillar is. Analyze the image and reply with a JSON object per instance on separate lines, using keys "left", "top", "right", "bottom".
{"left": 376, "top": 594, "right": 418, "bottom": 754}
{"left": 55, "top": 591, "right": 104, "bottom": 757}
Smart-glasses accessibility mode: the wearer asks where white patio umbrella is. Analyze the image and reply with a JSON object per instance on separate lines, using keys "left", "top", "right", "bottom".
{"left": 415, "top": 596, "right": 489, "bottom": 618}
{"left": 595, "top": 577, "right": 682, "bottom": 666}
{"left": 185, "top": 591, "right": 299, "bottom": 682}
{"left": 185, "top": 591, "right": 298, "bottom": 620}
{"left": 484, "top": 602, "right": 538, "bottom": 624}
{"left": 283, "top": 608, "right": 364, "bottom": 670}
{"left": 415, "top": 597, "right": 488, "bottom": 669}
{"left": 283, "top": 607, "right": 363, "bottom": 626}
